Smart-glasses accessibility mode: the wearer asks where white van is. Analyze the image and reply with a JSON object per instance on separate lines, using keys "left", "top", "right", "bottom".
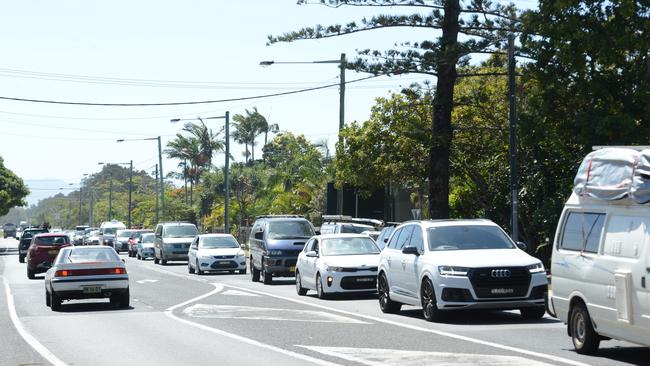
{"left": 98, "top": 220, "right": 126, "bottom": 250}
{"left": 551, "top": 148, "right": 650, "bottom": 354}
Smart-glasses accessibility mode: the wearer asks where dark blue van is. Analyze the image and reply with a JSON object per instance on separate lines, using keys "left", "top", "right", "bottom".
{"left": 248, "top": 215, "right": 316, "bottom": 285}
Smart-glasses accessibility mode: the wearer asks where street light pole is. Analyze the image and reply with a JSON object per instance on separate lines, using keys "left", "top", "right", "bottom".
{"left": 154, "top": 164, "right": 159, "bottom": 223}
{"left": 508, "top": 34, "right": 519, "bottom": 243}
{"left": 117, "top": 137, "right": 164, "bottom": 224}
{"left": 171, "top": 113, "right": 230, "bottom": 233}
{"left": 128, "top": 160, "right": 133, "bottom": 228}
{"left": 260, "top": 54, "right": 347, "bottom": 215}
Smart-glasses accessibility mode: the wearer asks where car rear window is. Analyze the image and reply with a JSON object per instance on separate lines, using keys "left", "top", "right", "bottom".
{"left": 35, "top": 236, "right": 70, "bottom": 246}
{"left": 23, "top": 230, "right": 48, "bottom": 239}
{"left": 65, "top": 248, "right": 120, "bottom": 263}
{"left": 141, "top": 234, "right": 155, "bottom": 243}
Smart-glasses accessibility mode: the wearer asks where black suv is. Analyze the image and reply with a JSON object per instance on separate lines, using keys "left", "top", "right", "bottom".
{"left": 18, "top": 228, "right": 49, "bottom": 263}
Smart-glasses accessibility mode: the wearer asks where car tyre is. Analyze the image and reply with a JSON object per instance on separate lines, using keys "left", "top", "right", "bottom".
{"left": 188, "top": 261, "right": 195, "bottom": 274}
{"left": 18, "top": 254, "right": 25, "bottom": 263}
{"left": 161, "top": 259, "right": 167, "bottom": 265}
{"left": 250, "top": 258, "right": 260, "bottom": 282}
{"left": 520, "top": 306, "right": 546, "bottom": 320}
{"left": 45, "top": 290, "right": 51, "bottom": 307}
{"left": 570, "top": 303, "right": 600, "bottom": 355}
{"left": 239, "top": 268, "right": 247, "bottom": 275}
{"left": 378, "top": 273, "right": 402, "bottom": 314}
{"left": 118, "top": 289, "right": 130, "bottom": 309}
{"left": 154, "top": 255, "right": 160, "bottom": 264}
{"left": 316, "top": 273, "right": 328, "bottom": 299}
{"left": 50, "top": 291, "right": 62, "bottom": 311}
{"left": 262, "top": 266, "right": 273, "bottom": 285}
{"left": 196, "top": 260, "right": 203, "bottom": 275}
{"left": 136, "top": 253, "right": 141, "bottom": 260}
{"left": 27, "top": 267, "right": 35, "bottom": 280}
{"left": 421, "top": 277, "right": 442, "bottom": 322}
{"left": 295, "top": 271, "right": 307, "bottom": 296}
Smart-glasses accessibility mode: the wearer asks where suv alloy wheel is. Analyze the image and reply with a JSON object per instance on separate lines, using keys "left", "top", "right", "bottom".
{"left": 421, "top": 278, "right": 442, "bottom": 322}
{"left": 378, "top": 273, "right": 401, "bottom": 313}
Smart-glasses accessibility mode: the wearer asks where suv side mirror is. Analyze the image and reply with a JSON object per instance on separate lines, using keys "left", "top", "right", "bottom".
{"left": 402, "top": 246, "right": 420, "bottom": 256}
{"left": 254, "top": 231, "right": 263, "bottom": 240}
{"left": 516, "top": 241, "right": 528, "bottom": 251}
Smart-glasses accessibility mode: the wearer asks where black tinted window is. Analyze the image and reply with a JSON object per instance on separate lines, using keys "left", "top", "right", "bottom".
{"left": 560, "top": 212, "right": 605, "bottom": 253}
{"left": 35, "top": 236, "right": 69, "bottom": 246}
{"left": 427, "top": 225, "right": 514, "bottom": 251}
{"left": 395, "top": 226, "right": 414, "bottom": 250}
{"left": 267, "top": 221, "right": 314, "bottom": 239}
{"left": 386, "top": 228, "right": 402, "bottom": 249}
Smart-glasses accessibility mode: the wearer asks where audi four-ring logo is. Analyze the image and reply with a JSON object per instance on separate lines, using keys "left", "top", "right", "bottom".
{"left": 491, "top": 269, "right": 511, "bottom": 278}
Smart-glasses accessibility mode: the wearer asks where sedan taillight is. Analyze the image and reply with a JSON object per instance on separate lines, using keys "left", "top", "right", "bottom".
{"left": 55, "top": 267, "right": 127, "bottom": 277}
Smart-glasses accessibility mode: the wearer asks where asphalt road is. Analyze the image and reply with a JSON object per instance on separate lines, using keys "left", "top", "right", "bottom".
{"left": 1, "top": 237, "right": 647, "bottom": 366}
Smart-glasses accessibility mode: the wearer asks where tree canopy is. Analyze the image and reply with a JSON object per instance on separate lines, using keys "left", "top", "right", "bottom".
{"left": 0, "top": 156, "right": 29, "bottom": 216}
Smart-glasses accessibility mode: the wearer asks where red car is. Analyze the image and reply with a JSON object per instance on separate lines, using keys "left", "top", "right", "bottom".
{"left": 26, "top": 233, "right": 73, "bottom": 279}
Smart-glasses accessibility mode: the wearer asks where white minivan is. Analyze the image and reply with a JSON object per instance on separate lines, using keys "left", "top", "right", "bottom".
{"left": 551, "top": 148, "right": 650, "bottom": 354}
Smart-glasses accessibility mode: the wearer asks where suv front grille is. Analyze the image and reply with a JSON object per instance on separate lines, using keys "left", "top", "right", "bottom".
{"left": 468, "top": 267, "right": 531, "bottom": 298}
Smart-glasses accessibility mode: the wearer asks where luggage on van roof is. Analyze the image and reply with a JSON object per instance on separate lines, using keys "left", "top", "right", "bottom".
{"left": 574, "top": 147, "right": 650, "bottom": 203}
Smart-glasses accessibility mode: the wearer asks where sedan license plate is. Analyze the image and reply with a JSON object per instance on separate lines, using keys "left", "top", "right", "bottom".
{"left": 356, "top": 277, "right": 374, "bottom": 282}
{"left": 218, "top": 261, "right": 230, "bottom": 265}
{"left": 82, "top": 286, "right": 102, "bottom": 294}
{"left": 48, "top": 250, "right": 59, "bottom": 255}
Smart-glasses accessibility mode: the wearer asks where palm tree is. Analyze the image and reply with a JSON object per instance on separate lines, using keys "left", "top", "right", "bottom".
{"left": 232, "top": 108, "right": 265, "bottom": 163}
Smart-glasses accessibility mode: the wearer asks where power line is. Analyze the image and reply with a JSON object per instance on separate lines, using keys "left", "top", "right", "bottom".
{"left": 0, "top": 75, "right": 379, "bottom": 107}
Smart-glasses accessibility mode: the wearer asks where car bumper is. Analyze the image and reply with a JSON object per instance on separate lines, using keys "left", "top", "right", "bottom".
{"left": 262, "top": 255, "right": 298, "bottom": 276}
{"left": 160, "top": 251, "right": 189, "bottom": 261}
{"left": 322, "top": 270, "right": 378, "bottom": 294}
{"left": 435, "top": 273, "right": 548, "bottom": 310}
{"left": 51, "top": 276, "right": 129, "bottom": 295}
{"left": 29, "top": 260, "right": 54, "bottom": 273}
{"left": 138, "top": 248, "right": 155, "bottom": 258}
{"left": 198, "top": 257, "right": 246, "bottom": 272}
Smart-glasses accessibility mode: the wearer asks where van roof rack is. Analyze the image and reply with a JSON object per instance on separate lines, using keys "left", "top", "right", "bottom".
{"left": 321, "top": 215, "right": 383, "bottom": 226}
{"left": 255, "top": 215, "right": 305, "bottom": 219}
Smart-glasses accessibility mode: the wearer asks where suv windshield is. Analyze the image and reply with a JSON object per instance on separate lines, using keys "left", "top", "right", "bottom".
{"left": 103, "top": 228, "right": 118, "bottom": 235}
{"left": 267, "top": 221, "right": 313, "bottom": 239}
{"left": 165, "top": 225, "right": 198, "bottom": 237}
{"left": 117, "top": 230, "right": 134, "bottom": 238}
{"left": 141, "top": 234, "right": 155, "bottom": 243}
{"left": 200, "top": 236, "right": 239, "bottom": 249}
{"left": 322, "top": 237, "right": 380, "bottom": 256}
{"left": 427, "top": 225, "right": 515, "bottom": 251}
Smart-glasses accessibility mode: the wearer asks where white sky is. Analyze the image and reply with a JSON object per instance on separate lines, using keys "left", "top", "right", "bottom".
{"left": 0, "top": 0, "right": 535, "bottom": 197}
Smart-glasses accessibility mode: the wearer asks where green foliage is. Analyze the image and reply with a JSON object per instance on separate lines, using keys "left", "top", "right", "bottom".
{"left": 335, "top": 87, "right": 432, "bottom": 195}
{"left": 232, "top": 107, "right": 274, "bottom": 163}
{"left": 0, "top": 156, "right": 30, "bottom": 216}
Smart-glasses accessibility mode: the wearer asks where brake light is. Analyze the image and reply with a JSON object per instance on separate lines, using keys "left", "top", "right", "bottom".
{"left": 54, "top": 268, "right": 127, "bottom": 276}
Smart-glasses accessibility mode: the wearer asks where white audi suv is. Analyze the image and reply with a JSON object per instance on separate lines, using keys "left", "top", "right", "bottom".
{"left": 377, "top": 219, "right": 547, "bottom": 321}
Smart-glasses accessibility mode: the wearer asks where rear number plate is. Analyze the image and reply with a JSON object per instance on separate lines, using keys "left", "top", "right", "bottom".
{"left": 48, "top": 250, "right": 58, "bottom": 255}
{"left": 82, "top": 286, "right": 101, "bottom": 294}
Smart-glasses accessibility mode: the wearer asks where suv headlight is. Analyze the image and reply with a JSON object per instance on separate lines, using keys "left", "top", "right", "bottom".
{"left": 438, "top": 266, "right": 469, "bottom": 277}
{"left": 527, "top": 263, "right": 545, "bottom": 274}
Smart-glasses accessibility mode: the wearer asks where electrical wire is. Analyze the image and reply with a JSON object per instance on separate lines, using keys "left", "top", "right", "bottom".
{"left": 0, "top": 75, "right": 379, "bottom": 107}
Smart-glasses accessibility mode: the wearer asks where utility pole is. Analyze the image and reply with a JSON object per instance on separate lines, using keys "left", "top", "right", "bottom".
{"left": 89, "top": 190, "right": 94, "bottom": 227}
{"left": 128, "top": 160, "right": 133, "bottom": 228}
{"left": 108, "top": 172, "right": 113, "bottom": 221}
{"left": 225, "top": 111, "right": 230, "bottom": 234}
{"left": 158, "top": 136, "right": 165, "bottom": 223}
{"left": 508, "top": 34, "right": 519, "bottom": 243}
{"left": 78, "top": 187, "right": 83, "bottom": 226}
{"left": 337, "top": 53, "right": 346, "bottom": 215}
{"left": 154, "top": 164, "right": 159, "bottom": 224}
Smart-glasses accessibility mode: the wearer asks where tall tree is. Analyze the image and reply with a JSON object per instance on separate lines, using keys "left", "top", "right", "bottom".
{"left": 0, "top": 156, "right": 29, "bottom": 216}
{"left": 232, "top": 107, "right": 268, "bottom": 163}
{"left": 269, "top": 0, "right": 520, "bottom": 219}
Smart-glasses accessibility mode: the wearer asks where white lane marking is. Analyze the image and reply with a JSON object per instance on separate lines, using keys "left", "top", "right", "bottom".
{"left": 225, "top": 284, "right": 591, "bottom": 366}
{"left": 166, "top": 283, "right": 224, "bottom": 311}
{"left": 2, "top": 276, "right": 67, "bottom": 366}
{"left": 182, "top": 304, "right": 369, "bottom": 324}
{"left": 221, "top": 289, "right": 259, "bottom": 297}
{"left": 165, "top": 283, "right": 340, "bottom": 366}
{"left": 139, "top": 264, "right": 209, "bottom": 283}
{"left": 299, "top": 346, "right": 557, "bottom": 366}
{"left": 136, "top": 279, "right": 159, "bottom": 284}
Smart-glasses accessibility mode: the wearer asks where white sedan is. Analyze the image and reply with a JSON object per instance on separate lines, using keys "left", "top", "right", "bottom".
{"left": 295, "top": 234, "right": 381, "bottom": 299}
{"left": 187, "top": 234, "right": 247, "bottom": 275}
{"left": 44, "top": 246, "right": 129, "bottom": 311}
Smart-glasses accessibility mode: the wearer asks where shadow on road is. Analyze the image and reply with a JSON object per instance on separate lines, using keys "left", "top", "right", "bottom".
{"left": 0, "top": 248, "right": 18, "bottom": 256}
{"left": 55, "top": 301, "right": 134, "bottom": 313}
{"left": 307, "top": 292, "right": 378, "bottom": 301}
{"left": 397, "top": 308, "right": 561, "bottom": 325}
{"left": 583, "top": 346, "right": 650, "bottom": 366}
